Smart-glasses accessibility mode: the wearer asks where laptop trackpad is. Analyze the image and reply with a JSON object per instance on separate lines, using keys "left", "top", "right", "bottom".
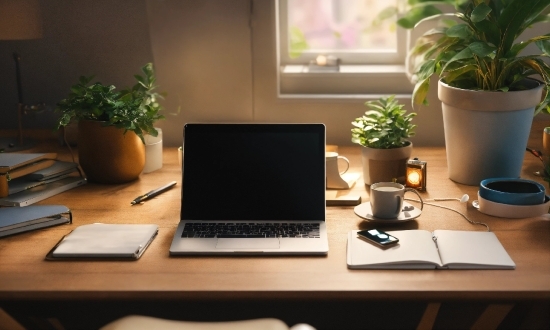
{"left": 216, "top": 238, "right": 280, "bottom": 249}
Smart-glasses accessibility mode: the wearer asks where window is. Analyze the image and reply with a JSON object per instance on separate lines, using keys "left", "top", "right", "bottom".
{"left": 277, "top": 0, "right": 413, "bottom": 97}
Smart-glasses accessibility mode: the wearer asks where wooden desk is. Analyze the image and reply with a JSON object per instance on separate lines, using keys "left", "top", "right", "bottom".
{"left": 1, "top": 122, "right": 549, "bottom": 329}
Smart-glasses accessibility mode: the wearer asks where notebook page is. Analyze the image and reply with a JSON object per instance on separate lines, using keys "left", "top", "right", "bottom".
{"left": 434, "top": 230, "right": 515, "bottom": 269}
{"left": 347, "top": 230, "right": 442, "bottom": 269}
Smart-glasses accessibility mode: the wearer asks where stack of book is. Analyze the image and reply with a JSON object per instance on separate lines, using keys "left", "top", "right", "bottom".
{"left": 0, "top": 153, "right": 86, "bottom": 207}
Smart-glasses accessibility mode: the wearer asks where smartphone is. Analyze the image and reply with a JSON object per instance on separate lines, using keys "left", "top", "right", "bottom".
{"left": 357, "top": 229, "right": 399, "bottom": 247}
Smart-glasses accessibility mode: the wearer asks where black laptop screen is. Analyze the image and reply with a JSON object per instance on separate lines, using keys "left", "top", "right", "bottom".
{"left": 181, "top": 124, "right": 326, "bottom": 221}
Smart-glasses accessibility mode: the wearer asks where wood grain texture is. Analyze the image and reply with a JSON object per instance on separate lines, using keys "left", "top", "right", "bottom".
{"left": 0, "top": 121, "right": 549, "bottom": 303}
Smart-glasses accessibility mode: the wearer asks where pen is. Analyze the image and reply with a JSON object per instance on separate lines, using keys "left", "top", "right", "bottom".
{"left": 131, "top": 181, "right": 177, "bottom": 205}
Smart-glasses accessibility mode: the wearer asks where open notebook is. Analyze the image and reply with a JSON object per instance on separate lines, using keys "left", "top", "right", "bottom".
{"left": 347, "top": 230, "right": 515, "bottom": 270}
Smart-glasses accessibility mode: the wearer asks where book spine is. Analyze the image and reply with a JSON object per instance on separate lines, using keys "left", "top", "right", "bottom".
{"left": 0, "top": 174, "right": 8, "bottom": 198}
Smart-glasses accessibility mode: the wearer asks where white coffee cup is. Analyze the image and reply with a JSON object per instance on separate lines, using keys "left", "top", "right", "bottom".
{"left": 326, "top": 152, "right": 351, "bottom": 189}
{"left": 326, "top": 152, "right": 349, "bottom": 175}
{"left": 370, "top": 182, "right": 423, "bottom": 219}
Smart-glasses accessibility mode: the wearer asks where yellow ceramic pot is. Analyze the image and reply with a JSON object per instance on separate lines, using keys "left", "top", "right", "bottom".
{"left": 77, "top": 120, "right": 145, "bottom": 184}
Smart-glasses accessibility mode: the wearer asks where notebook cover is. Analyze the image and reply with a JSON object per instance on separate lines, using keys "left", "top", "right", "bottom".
{"left": 0, "top": 205, "right": 72, "bottom": 238}
{"left": 0, "top": 153, "right": 57, "bottom": 173}
{"left": 0, "top": 176, "right": 87, "bottom": 207}
{"left": 47, "top": 224, "right": 158, "bottom": 260}
{"left": 27, "top": 161, "right": 79, "bottom": 181}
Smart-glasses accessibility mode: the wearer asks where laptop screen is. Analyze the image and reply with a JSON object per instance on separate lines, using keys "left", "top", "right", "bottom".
{"left": 181, "top": 124, "right": 326, "bottom": 221}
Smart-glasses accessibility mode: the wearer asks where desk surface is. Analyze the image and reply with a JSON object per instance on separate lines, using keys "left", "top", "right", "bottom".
{"left": 1, "top": 122, "right": 549, "bottom": 303}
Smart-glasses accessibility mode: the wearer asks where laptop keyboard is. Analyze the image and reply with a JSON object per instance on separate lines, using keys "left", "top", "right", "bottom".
{"left": 181, "top": 223, "right": 320, "bottom": 238}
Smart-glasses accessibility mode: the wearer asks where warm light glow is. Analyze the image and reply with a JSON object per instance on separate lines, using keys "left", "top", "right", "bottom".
{"left": 407, "top": 170, "right": 421, "bottom": 185}
{"left": 406, "top": 159, "right": 427, "bottom": 191}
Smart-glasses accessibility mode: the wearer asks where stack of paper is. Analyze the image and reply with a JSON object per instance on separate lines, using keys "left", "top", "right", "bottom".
{"left": 0, "top": 153, "right": 86, "bottom": 207}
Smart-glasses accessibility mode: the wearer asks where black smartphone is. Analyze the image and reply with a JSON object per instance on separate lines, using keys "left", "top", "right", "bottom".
{"left": 357, "top": 229, "right": 399, "bottom": 247}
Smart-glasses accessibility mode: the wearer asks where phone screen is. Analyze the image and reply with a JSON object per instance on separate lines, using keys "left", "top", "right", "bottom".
{"left": 357, "top": 229, "right": 399, "bottom": 246}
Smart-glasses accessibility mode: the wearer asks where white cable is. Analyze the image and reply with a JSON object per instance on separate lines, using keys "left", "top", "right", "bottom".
{"left": 405, "top": 194, "right": 490, "bottom": 232}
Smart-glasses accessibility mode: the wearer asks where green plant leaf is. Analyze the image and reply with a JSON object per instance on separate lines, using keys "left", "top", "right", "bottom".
{"left": 352, "top": 95, "right": 416, "bottom": 148}
{"left": 55, "top": 63, "right": 165, "bottom": 142}
{"left": 289, "top": 26, "right": 309, "bottom": 59}
{"left": 441, "top": 47, "right": 473, "bottom": 72}
{"left": 412, "top": 77, "right": 431, "bottom": 106}
{"left": 446, "top": 23, "right": 472, "bottom": 39}
{"left": 498, "top": 0, "right": 550, "bottom": 56}
{"left": 473, "top": 19, "right": 500, "bottom": 46}
{"left": 470, "top": 2, "right": 491, "bottom": 22}
{"left": 469, "top": 41, "right": 496, "bottom": 58}
{"left": 444, "top": 64, "right": 478, "bottom": 83}
{"left": 535, "top": 34, "right": 550, "bottom": 55}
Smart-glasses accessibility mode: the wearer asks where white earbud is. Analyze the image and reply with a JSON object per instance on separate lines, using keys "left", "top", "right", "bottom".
{"left": 460, "top": 194, "right": 469, "bottom": 203}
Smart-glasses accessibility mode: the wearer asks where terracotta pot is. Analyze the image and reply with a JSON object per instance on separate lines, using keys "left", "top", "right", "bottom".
{"left": 77, "top": 120, "right": 145, "bottom": 184}
{"left": 360, "top": 142, "right": 412, "bottom": 186}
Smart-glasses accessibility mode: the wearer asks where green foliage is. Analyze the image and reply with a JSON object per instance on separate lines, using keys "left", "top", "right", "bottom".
{"left": 351, "top": 95, "right": 416, "bottom": 149}
{"left": 289, "top": 27, "right": 309, "bottom": 59}
{"left": 55, "top": 63, "right": 165, "bottom": 143}
{"left": 406, "top": 0, "right": 550, "bottom": 114}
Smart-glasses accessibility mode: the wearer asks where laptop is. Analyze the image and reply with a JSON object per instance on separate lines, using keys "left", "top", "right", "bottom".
{"left": 169, "top": 123, "right": 328, "bottom": 255}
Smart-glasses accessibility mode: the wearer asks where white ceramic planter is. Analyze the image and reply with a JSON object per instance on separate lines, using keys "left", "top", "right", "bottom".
{"left": 360, "top": 142, "right": 412, "bottom": 185}
{"left": 438, "top": 79, "right": 543, "bottom": 186}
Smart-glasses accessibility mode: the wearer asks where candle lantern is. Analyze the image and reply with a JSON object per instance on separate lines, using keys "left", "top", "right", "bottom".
{"left": 406, "top": 158, "right": 427, "bottom": 191}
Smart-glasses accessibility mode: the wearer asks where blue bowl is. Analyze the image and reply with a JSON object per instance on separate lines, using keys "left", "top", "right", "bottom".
{"left": 479, "top": 178, "right": 546, "bottom": 206}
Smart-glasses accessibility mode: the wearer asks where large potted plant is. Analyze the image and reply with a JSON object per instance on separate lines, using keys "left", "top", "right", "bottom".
{"left": 56, "top": 63, "right": 164, "bottom": 184}
{"left": 406, "top": 0, "right": 550, "bottom": 185}
{"left": 351, "top": 95, "right": 417, "bottom": 185}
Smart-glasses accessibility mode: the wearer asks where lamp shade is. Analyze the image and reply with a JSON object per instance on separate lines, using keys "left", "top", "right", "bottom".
{"left": 0, "top": 0, "right": 43, "bottom": 40}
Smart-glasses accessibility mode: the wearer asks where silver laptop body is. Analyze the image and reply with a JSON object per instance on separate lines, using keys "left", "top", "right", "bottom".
{"left": 169, "top": 123, "right": 328, "bottom": 255}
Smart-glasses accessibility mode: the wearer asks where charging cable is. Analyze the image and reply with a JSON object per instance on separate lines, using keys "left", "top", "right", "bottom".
{"left": 405, "top": 194, "right": 490, "bottom": 231}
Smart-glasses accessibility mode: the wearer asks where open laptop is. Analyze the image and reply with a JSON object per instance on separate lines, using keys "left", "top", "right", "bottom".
{"left": 169, "top": 123, "right": 328, "bottom": 255}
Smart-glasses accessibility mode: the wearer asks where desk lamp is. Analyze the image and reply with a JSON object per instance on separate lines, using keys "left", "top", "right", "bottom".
{"left": 0, "top": 0, "right": 43, "bottom": 152}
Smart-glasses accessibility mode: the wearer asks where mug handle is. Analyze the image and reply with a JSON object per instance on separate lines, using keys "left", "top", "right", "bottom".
{"left": 404, "top": 188, "right": 424, "bottom": 210}
{"left": 337, "top": 156, "right": 350, "bottom": 175}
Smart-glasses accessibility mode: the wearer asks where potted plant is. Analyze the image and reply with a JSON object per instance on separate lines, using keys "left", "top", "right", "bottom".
{"left": 404, "top": 0, "right": 550, "bottom": 185}
{"left": 351, "top": 95, "right": 417, "bottom": 185}
{"left": 56, "top": 63, "right": 165, "bottom": 184}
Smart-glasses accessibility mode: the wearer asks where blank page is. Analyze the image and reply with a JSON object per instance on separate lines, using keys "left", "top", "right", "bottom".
{"left": 435, "top": 230, "right": 515, "bottom": 269}
{"left": 347, "top": 230, "right": 442, "bottom": 269}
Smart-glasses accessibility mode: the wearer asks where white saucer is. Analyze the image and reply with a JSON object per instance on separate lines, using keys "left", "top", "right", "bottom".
{"left": 353, "top": 201, "right": 422, "bottom": 223}
{"left": 473, "top": 192, "right": 550, "bottom": 218}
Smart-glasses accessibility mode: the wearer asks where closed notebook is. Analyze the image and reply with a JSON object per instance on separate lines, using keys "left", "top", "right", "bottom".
{"left": 0, "top": 176, "right": 87, "bottom": 207}
{"left": 50, "top": 223, "right": 158, "bottom": 259}
{"left": 0, "top": 153, "right": 57, "bottom": 198}
{"left": 0, "top": 205, "right": 72, "bottom": 238}
{"left": 347, "top": 229, "right": 515, "bottom": 270}
{"left": 27, "top": 161, "right": 79, "bottom": 181}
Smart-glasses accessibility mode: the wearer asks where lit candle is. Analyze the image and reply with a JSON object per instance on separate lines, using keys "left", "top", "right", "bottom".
{"left": 316, "top": 55, "right": 327, "bottom": 66}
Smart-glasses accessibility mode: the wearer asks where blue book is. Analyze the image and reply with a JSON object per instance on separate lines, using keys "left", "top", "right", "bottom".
{"left": 0, "top": 205, "right": 72, "bottom": 238}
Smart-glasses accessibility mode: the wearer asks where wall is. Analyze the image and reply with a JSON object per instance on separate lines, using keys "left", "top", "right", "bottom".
{"left": 0, "top": 0, "right": 548, "bottom": 147}
{"left": 146, "top": 0, "right": 446, "bottom": 147}
{"left": 0, "top": 0, "right": 154, "bottom": 130}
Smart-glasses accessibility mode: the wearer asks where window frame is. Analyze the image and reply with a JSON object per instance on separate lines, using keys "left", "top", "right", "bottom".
{"left": 277, "top": 0, "right": 407, "bottom": 66}
{"left": 276, "top": 0, "right": 413, "bottom": 98}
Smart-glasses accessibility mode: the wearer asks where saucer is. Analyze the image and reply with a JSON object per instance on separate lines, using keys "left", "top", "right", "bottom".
{"left": 474, "top": 192, "right": 550, "bottom": 218}
{"left": 354, "top": 201, "right": 421, "bottom": 223}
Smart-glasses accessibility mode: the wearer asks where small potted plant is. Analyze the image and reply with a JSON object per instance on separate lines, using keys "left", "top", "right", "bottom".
{"left": 351, "top": 95, "right": 417, "bottom": 185}
{"left": 56, "top": 63, "right": 164, "bottom": 184}
{"left": 403, "top": 0, "right": 550, "bottom": 185}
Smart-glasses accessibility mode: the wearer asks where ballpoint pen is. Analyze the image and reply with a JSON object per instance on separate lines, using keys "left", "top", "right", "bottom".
{"left": 131, "top": 181, "right": 177, "bottom": 205}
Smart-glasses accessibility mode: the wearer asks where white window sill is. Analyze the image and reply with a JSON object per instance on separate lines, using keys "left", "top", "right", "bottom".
{"left": 278, "top": 64, "right": 414, "bottom": 98}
